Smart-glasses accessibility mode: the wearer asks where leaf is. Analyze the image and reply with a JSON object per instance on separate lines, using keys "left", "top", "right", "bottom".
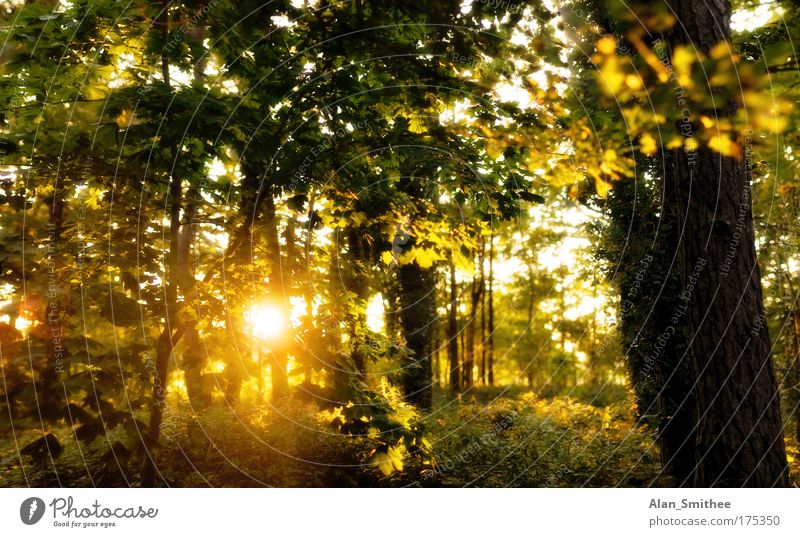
{"left": 596, "top": 36, "right": 616, "bottom": 55}
{"left": 412, "top": 247, "right": 442, "bottom": 269}
{"left": 102, "top": 291, "right": 141, "bottom": 327}
{"left": 452, "top": 249, "right": 474, "bottom": 274}
{"left": 708, "top": 134, "right": 740, "bottom": 158}
{"left": 372, "top": 446, "right": 404, "bottom": 476}
{"left": 518, "top": 192, "right": 545, "bottom": 204}
{"left": 408, "top": 117, "right": 427, "bottom": 134}
{"left": 594, "top": 176, "right": 613, "bottom": 199}
{"left": 639, "top": 133, "right": 657, "bottom": 155}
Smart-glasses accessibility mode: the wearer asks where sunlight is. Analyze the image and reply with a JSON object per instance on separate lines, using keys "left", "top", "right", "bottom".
{"left": 731, "top": 3, "right": 782, "bottom": 32}
{"left": 366, "top": 293, "right": 385, "bottom": 332}
{"left": 14, "top": 314, "right": 33, "bottom": 333}
{"left": 246, "top": 303, "right": 287, "bottom": 341}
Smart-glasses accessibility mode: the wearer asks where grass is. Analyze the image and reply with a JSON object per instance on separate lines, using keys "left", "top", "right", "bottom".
{"left": 1, "top": 388, "right": 672, "bottom": 487}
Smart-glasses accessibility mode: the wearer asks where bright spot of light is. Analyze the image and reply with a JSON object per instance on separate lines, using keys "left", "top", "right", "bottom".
{"left": 493, "top": 81, "right": 532, "bottom": 109}
{"left": 731, "top": 3, "right": 781, "bottom": 32}
{"left": 366, "top": 294, "right": 385, "bottom": 332}
{"left": 15, "top": 314, "right": 33, "bottom": 333}
{"left": 247, "top": 303, "right": 287, "bottom": 341}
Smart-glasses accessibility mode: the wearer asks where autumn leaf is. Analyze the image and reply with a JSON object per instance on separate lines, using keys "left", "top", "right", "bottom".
{"left": 708, "top": 133, "right": 740, "bottom": 158}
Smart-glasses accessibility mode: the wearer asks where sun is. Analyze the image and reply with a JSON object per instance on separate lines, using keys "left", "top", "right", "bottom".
{"left": 246, "top": 303, "right": 287, "bottom": 341}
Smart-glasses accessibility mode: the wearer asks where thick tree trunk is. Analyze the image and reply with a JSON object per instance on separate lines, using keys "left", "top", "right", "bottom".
{"left": 665, "top": 0, "right": 789, "bottom": 487}
{"left": 398, "top": 262, "right": 436, "bottom": 409}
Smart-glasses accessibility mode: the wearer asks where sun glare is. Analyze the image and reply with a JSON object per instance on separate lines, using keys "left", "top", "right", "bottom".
{"left": 247, "top": 303, "right": 287, "bottom": 341}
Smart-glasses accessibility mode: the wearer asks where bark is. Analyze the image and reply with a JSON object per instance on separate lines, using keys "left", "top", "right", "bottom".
{"left": 664, "top": 0, "right": 789, "bottom": 487}
{"left": 463, "top": 250, "right": 484, "bottom": 389}
{"left": 398, "top": 262, "right": 436, "bottom": 409}
{"left": 448, "top": 253, "right": 460, "bottom": 392}
{"left": 487, "top": 233, "right": 495, "bottom": 385}
{"left": 142, "top": 3, "right": 182, "bottom": 486}
{"left": 479, "top": 238, "right": 487, "bottom": 384}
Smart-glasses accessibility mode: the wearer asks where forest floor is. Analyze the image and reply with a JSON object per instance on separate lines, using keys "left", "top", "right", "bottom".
{"left": 2, "top": 388, "right": 798, "bottom": 487}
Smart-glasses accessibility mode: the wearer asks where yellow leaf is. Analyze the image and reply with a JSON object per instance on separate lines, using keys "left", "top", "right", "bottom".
{"left": 594, "top": 176, "right": 613, "bottom": 199}
{"left": 596, "top": 36, "right": 616, "bottom": 55}
{"left": 84, "top": 84, "right": 108, "bottom": 100}
{"left": 388, "top": 446, "right": 404, "bottom": 472}
{"left": 372, "top": 447, "right": 404, "bottom": 476}
{"left": 672, "top": 46, "right": 696, "bottom": 89}
{"left": 756, "top": 113, "right": 788, "bottom": 133}
{"left": 414, "top": 247, "right": 442, "bottom": 269}
{"left": 708, "top": 133, "right": 740, "bottom": 158}
{"left": 639, "top": 133, "right": 657, "bottom": 155}
{"left": 452, "top": 250, "right": 474, "bottom": 274}
{"left": 485, "top": 139, "right": 505, "bottom": 160}
{"left": 381, "top": 251, "right": 394, "bottom": 265}
{"left": 684, "top": 137, "right": 699, "bottom": 152}
{"left": 116, "top": 109, "right": 134, "bottom": 129}
{"left": 709, "top": 41, "right": 733, "bottom": 60}
{"left": 409, "top": 116, "right": 427, "bottom": 134}
{"left": 665, "top": 136, "right": 684, "bottom": 149}
{"left": 625, "top": 74, "right": 643, "bottom": 90}
{"left": 373, "top": 451, "right": 394, "bottom": 476}
{"left": 598, "top": 55, "right": 626, "bottom": 95}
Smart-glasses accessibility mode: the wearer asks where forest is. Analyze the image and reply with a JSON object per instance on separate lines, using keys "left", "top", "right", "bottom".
{"left": 0, "top": 0, "right": 798, "bottom": 488}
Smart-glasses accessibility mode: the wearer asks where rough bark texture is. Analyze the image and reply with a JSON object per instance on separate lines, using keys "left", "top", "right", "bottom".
{"left": 398, "top": 262, "right": 436, "bottom": 409}
{"left": 665, "top": 0, "right": 789, "bottom": 487}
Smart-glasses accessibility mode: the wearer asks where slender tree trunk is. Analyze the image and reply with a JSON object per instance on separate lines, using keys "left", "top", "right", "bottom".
{"left": 448, "top": 253, "right": 460, "bottom": 392}
{"left": 487, "top": 233, "right": 495, "bottom": 385}
{"left": 464, "top": 247, "right": 485, "bottom": 389}
{"left": 479, "top": 237, "right": 487, "bottom": 384}
{"left": 263, "top": 185, "right": 289, "bottom": 402}
{"left": 463, "top": 271, "right": 478, "bottom": 389}
{"left": 142, "top": 4, "right": 183, "bottom": 486}
{"left": 664, "top": 0, "right": 789, "bottom": 487}
{"left": 345, "top": 229, "right": 370, "bottom": 379}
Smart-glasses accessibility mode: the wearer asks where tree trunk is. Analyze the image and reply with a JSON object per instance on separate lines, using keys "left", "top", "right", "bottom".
{"left": 479, "top": 237, "right": 487, "bottom": 384}
{"left": 463, "top": 249, "right": 484, "bottom": 389}
{"left": 487, "top": 232, "right": 495, "bottom": 385}
{"left": 263, "top": 185, "right": 289, "bottom": 402}
{"left": 142, "top": 5, "right": 182, "bottom": 486}
{"left": 398, "top": 262, "right": 436, "bottom": 409}
{"left": 448, "top": 253, "right": 460, "bottom": 392}
{"left": 665, "top": 0, "right": 789, "bottom": 487}
{"left": 345, "top": 228, "right": 370, "bottom": 378}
